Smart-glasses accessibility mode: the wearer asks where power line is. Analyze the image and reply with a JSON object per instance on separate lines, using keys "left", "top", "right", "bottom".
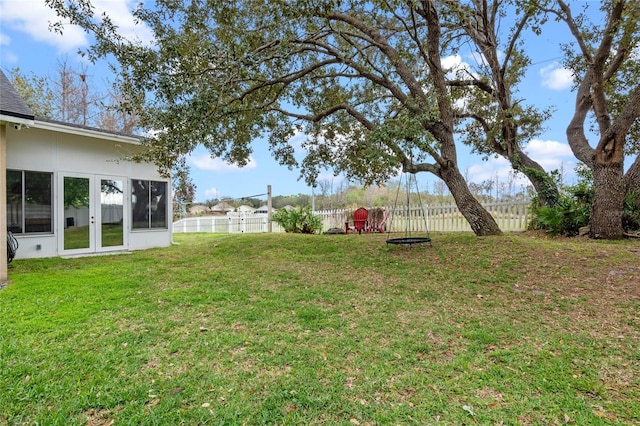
{"left": 529, "top": 56, "right": 563, "bottom": 67}
{"left": 240, "top": 193, "right": 268, "bottom": 199}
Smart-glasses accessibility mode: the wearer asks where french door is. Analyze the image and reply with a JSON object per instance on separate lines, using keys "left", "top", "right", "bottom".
{"left": 59, "top": 173, "right": 127, "bottom": 255}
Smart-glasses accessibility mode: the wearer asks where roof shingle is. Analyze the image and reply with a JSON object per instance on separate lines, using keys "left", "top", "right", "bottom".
{"left": 0, "top": 70, "right": 35, "bottom": 120}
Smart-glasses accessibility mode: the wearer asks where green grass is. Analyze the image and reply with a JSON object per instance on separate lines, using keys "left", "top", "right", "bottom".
{"left": 63, "top": 224, "right": 124, "bottom": 250}
{"left": 1, "top": 233, "right": 639, "bottom": 425}
{"left": 63, "top": 225, "right": 90, "bottom": 250}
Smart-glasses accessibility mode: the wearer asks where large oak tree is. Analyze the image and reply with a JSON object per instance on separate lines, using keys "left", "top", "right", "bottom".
{"left": 544, "top": 0, "right": 640, "bottom": 239}
{"left": 46, "top": 0, "right": 573, "bottom": 235}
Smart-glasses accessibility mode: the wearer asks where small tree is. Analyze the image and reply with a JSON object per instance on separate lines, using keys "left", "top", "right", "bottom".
{"left": 172, "top": 156, "right": 196, "bottom": 220}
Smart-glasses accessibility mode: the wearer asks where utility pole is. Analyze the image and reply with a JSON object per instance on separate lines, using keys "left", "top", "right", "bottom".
{"left": 267, "top": 185, "right": 272, "bottom": 233}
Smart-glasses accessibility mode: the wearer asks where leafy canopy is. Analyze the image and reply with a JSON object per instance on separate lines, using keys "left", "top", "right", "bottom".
{"left": 47, "top": 0, "right": 547, "bottom": 186}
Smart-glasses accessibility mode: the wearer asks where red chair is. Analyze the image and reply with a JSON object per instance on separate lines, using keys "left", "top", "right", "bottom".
{"left": 346, "top": 207, "right": 369, "bottom": 234}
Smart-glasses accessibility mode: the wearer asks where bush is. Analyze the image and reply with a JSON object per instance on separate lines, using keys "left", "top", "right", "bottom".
{"left": 532, "top": 198, "right": 590, "bottom": 236}
{"left": 529, "top": 164, "right": 591, "bottom": 236}
{"left": 272, "top": 206, "right": 323, "bottom": 234}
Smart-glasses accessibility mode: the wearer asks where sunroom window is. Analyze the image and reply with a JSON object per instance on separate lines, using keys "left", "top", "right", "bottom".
{"left": 131, "top": 180, "right": 168, "bottom": 229}
{"left": 6, "top": 170, "right": 53, "bottom": 234}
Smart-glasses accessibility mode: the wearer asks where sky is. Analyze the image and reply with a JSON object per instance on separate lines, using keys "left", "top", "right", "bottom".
{"left": 0, "top": 0, "right": 591, "bottom": 203}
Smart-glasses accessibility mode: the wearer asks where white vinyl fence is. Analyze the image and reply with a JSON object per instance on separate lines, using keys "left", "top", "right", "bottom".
{"left": 173, "top": 201, "right": 530, "bottom": 234}
{"left": 173, "top": 212, "right": 285, "bottom": 234}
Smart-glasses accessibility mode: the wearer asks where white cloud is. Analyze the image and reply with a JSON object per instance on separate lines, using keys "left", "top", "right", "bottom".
{"left": 524, "top": 139, "right": 574, "bottom": 171}
{"left": 1, "top": 50, "right": 18, "bottom": 64}
{"left": 0, "top": 31, "right": 18, "bottom": 63}
{"left": 189, "top": 154, "right": 258, "bottom": 172}
{"left": 0, "top": 0, "right": 154, "bottom": 53}
{"left": 467, "top": 156, "right": 517, "bottom": 184}
{"left": 203, "top": 187, "right": 220, "bottom": 199}
{"left": 441, "top": 54, "right": 463, "bottom": 70}
{"left": 540, "top": 64, "right": 573, "bottom": 90}
{"left": 466, "top": 139, "right": 576, "bottom": 185}
{"left": 0, "top": 0, "right": 88, "bottom": 52}
{"left": 442, "top": 54, "right": 474, "bottom": 79}
{"left": 526, "top": 139, "right": 573, "bottom": 156}
{"left": 92, "top": 0, "right": 155, "bottom": 45}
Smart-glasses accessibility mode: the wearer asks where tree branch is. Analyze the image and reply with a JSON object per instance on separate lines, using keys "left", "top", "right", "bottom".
{"left": 323, "top": 11, "right": 429, "bottom": 105}
{"left": 457, "top": 112, "right": 507, "bottom": 156}
{"left": 597, "top": 83, "right": 640, "bottom": 164}
{"left": 447, "top": 78, "right": 495, "bottom": 95}
{"left": 233, "top": 57, "right": 342, "bottom": 103}
{"left": 303, "top": 38, "right": 410, "bottom": 105}
{"left": 502, "top": 9, "right": 532, "bottom": 73}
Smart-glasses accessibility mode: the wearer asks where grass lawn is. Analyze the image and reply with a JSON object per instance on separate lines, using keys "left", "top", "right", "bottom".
{"left": 1, "top": 233, "right": 639, "bottom": 425}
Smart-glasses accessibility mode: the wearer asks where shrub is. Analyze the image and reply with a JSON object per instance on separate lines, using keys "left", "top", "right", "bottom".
{"left": 272, "top": 206, "right": 323, "bottom": 234}
{"left": 529, "top": 164, "right": 591, "bottom": 236}
{"left": 533, "top": 197, "right": 590, "bottom": 236}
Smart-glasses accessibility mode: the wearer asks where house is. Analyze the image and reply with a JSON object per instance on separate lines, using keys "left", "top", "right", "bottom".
{"left": 236, "top": 205, "right": 255, "bottom": 213}
{"left": 189, "top": 204, "right": 209, "bottom": 216}
{"left": 255, "top": 204, "right": 272, "bottom": 214}
{"left": 210, "top": 201, "right": 234, "bottom": 215}
{"left": 1, "top": 70, "right": 171, "bottom": 278}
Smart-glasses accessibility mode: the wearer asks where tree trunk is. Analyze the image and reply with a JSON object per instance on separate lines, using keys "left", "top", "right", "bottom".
{"left": 515, "top": 152, "right": 560, "bottom": 207}
{"left": 441, "top": 164, "right": 503, "bottom": 236}
{"left": 590, "top": 162, "right": 625, "bottom": 239}
{"left": 625, "top": 155, "right": 640, "bottom": 196}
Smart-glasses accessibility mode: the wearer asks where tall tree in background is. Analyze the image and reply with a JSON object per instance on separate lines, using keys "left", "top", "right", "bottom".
{"left": 10, "top": 59, "right": 139, "bottom": 134}
{"left": 544, "top": 0, "right": 640, "bottom": 239}
{"left": 438, "top": 0, "right": 559, "bottom": 207}
{"left": 46, "top": 59, "right": 100, "bottom": 126}
{"left": 96, "top": 85, "right": 138, "bottom": 134}
{"left": 8, "top": 68, "right": 56, "bottom": 119}
{"left": 172, "top": 156, "right": 196, "bottom": 213}
{"left": 48, "top": 0, "right": 574, "bottom": 235}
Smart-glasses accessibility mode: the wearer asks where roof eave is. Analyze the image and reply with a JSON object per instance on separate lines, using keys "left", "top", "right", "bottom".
{"left": 0, "top": 113, "right": 36, "bottom": 127}
{"left": 32, "top": 119, "right": 141, "bottom": 145}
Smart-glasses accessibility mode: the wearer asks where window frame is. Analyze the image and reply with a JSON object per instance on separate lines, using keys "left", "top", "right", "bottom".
{"left": 131, "top": 179, "right": 169, "bottom": 230}
{"left": 6, "top": 169, "right": 54, "bottom": 235}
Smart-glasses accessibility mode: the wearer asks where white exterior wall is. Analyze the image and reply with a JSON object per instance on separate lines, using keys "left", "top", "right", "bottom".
{"left": 6, "top": 123, "right": 171, "bottom": 259}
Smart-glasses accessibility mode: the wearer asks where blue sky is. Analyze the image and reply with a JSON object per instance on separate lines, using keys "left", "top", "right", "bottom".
{"left": 1, "top": 0, "right": 587, "bottom": 203}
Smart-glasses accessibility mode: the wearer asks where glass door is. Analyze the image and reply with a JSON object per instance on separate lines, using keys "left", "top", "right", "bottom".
{"left": 98, "top": 177, "right": 126, "bottom": 251}
{"left": 60, "top": 174, "right": 127, "bottom": 254}
{"left": 62, "top": 174, "right": 94, "bottom": 253}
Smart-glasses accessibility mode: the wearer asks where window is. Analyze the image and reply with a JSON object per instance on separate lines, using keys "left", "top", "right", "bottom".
{"left": 131, "top": 180, "right": 168, "bottom": 229}
{"left": 6, "top": 170, "right": 53, "bottom": 234}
